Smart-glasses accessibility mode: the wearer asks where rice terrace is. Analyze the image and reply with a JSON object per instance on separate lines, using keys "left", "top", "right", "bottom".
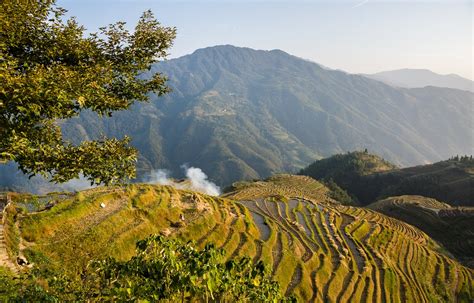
{"left": 1, "top": 175, "right": 472, "bottom": 301}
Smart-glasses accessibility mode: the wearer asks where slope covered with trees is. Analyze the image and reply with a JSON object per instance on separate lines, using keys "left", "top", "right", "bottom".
{"left": 300, "top": 152, "right": 474, "bottom": 206}
{"left": 3, "top": 45, "right": 473, "bottom": 191}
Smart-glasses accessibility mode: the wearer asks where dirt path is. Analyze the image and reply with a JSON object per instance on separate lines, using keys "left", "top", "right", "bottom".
{"left": 0, "top": 204, "right": 18, "bottom": 273}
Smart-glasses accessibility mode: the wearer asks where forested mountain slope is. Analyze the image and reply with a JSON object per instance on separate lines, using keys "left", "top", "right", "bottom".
{"left": 2, "top": 45, "right": 473, "bottom": 190}
{"left": 300, "top": 152, "right": 474, "bottom": 206}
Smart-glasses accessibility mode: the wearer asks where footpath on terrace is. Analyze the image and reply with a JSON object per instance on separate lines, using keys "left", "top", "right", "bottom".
{"left": 0, "top": 193, "right": 17, "bottom": 273}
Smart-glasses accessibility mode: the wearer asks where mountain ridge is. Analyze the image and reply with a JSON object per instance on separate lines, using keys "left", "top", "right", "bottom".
{"left": 62, "top": 45, "right": 474, "bottom": 182}
{"left": 363, "top": 68, "right": 474, "bottom": 92}
{"left": 1, "top": 45, "right": 473, "bottom": 191}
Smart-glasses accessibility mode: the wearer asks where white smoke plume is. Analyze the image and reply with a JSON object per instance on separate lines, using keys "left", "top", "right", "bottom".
{"left": 61, "top": 176, "right": 96, "bottom": 192}
{"left": 184, "top": 167, "right": 221, "bottom": 196}
{"left": 148, "top": 166, "right": 221, "bottom": 196}
{"left": 151, "top": 169, "right": 173, "bottom": 186}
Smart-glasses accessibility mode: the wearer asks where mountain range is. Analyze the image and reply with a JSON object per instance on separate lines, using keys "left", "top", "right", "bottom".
{"left": 364, "top": 69, "right": 473, "bottom": 92}
{"left": 1, "top": 45, "right": 473, "bottom": 190}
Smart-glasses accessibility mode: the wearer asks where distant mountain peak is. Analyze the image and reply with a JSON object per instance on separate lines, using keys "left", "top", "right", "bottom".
{"left": 363, "top": 68, "right": 474, "bottom": 92}
{"left": 192, "top": 44, "right": 287, "bottom": 54}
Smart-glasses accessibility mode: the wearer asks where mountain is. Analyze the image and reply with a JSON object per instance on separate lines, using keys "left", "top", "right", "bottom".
{"left": 300, "top": 152, "right": 474, "bottom": 206}
{"left": 1, "top": 45, "right": 474, "bottom": 190}
{"left": 297, "top": 151, "right": 397, "bottom": 180}
{"left": 368, "top": 195, "right": 474, "bottom": 267}
{"left": 363, "top": 69, "right": 474, "bottom": 92}
{"left": 2, "top": 180, "right": 473, "bottom": 301}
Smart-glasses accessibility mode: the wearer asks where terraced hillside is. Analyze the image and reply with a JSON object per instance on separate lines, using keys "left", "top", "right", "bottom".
{"left": 224, "top": 174, "right": 332, "bottom": 202}
{"left": 2, "top": 179, "right": 473, "bottom": 302}
{"left": 369, "top": 195, "right": 474, "bottom": 267}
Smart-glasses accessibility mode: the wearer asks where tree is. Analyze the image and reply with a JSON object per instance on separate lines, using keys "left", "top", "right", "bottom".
{"left": 1, "top": 235, "right": 293, "bottom": 302}
{"left": 0, "top": 0, "right": 176, "bottom": 185}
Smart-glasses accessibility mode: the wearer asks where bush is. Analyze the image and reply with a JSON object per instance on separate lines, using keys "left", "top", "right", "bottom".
{"left": 2, "top": 235, "right": 294, "bottom": 302}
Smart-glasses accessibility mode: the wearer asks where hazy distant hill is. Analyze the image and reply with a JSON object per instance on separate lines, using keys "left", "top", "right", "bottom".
{"left": 1, "top": 45, "right": 473, "bottom": 190}
{"left": 364, "top": 69, "right": 474, "bottom": 92}
{"left": 300, "top": 152, "right": 474, "bottom": 206}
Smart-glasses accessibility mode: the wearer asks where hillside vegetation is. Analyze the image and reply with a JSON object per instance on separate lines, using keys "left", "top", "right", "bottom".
{"left": 369, "top": 195, "right": 474, "bottom": 267}
{"left": 300, "top": 152, "right": 474, "bottom": 206}
{"left": 3, "top": 45, "right": 474, "bottom": 192}
{"left": 1, "top": 180, "right": 472, "bottom": 302}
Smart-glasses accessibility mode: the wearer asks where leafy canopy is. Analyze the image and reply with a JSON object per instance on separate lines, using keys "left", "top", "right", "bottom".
{"left": 0, "top": 0, "right": 176, "bottom": 185}
{"left": 0, "top": 235, "right": 293, "bottom": 302}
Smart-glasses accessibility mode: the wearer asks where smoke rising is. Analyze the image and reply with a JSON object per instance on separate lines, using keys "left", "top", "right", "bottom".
{"left": 151, "top": 169, "right": 173, "bottom": 186}
{"left": 148, "top": 166, "right": 221, "bottom": 196}
{"left": 61, "top": 176, "right": 96, "bottom": 192}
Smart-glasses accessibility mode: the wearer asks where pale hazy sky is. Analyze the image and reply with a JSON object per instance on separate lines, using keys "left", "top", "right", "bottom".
{"left": 58, "top": 0, "right": 473, "bottom": 79}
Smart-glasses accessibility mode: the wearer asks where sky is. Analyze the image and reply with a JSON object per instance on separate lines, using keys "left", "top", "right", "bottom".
{"left": 58, "top": 0, "right": 473, "bottom": 80}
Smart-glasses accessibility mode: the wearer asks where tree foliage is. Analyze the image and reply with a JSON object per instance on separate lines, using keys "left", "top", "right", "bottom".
{"left": 0, "top": 235, "right": 292, "bottom": 302}
{"left": 323, "top": 178, "right": 357, "bottom": 205}
{"left": 0, "top": 0, "right": 176, "bottom": 185}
